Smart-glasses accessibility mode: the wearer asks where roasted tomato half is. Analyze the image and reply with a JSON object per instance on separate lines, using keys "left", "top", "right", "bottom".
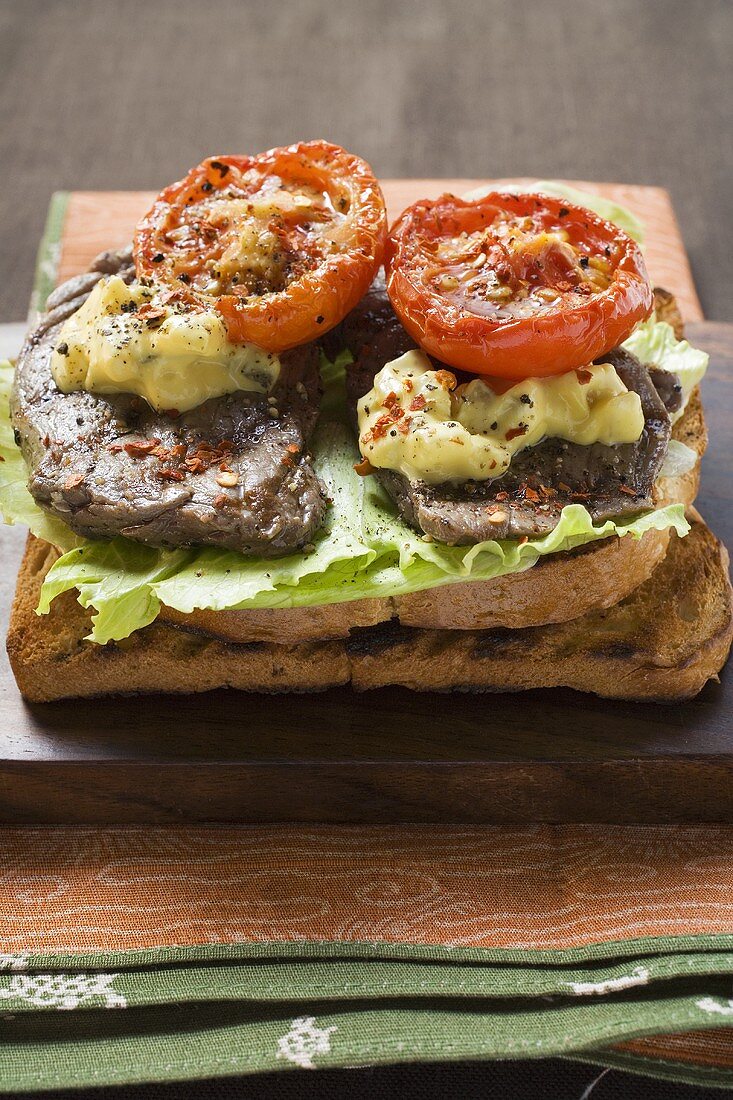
{"left": 134, "top": 141, "right": 387, "bottom": 351}
{"left": 385, "top": 192, "right": 653, "bottom": 378}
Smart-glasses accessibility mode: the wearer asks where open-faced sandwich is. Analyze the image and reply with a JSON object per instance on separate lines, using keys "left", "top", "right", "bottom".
{"left": 1, "top": 144, "right": 730, "bottom": 701}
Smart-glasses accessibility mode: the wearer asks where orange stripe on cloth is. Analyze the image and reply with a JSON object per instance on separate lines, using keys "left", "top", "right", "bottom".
{"left": 618, "top": 1029, "right": 733, "bottom": 1070}
{"left": 2, "top": 825, "right": 733, "bottom": 953}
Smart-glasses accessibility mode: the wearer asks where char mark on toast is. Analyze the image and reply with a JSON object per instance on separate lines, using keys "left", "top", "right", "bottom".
{"left": 335, "top": 279, "right": 677, "bottom": 543}
{"left": 11, "top": 248, "right": 326, "bottom": 555}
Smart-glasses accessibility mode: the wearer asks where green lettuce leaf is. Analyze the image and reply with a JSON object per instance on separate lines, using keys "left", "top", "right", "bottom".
{"left": 36, "top": 540, "right": 192, "bottom": 642}
{"left": 660, "top": 439, "right": 698, "bottom": 479}
{"left": 37, "top": 469, "right": 690, "bottom": 644}
{"left": 622, "top": 319, "right": 708, "bottom": 419}
{"left": 0, "top": 318, "right": 694, "bottom": 645}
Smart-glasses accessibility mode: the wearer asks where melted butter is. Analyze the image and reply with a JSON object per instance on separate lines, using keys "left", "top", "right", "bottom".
{"left": 357, "top": 350, "right": 644, "bottom": 484}
{"left": 51, "top": 275, "right": 280, "bottom": 413}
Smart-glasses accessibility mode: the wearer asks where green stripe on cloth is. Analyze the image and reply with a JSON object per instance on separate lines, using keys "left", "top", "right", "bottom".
{"left": 1, "top": 984, "right": 733, "bottom": 1092}
{"left": 3, "top": 951, "right": 733, "bottom": 1012}
{"left": 28, "top": 190, "right": 68, "bottom": 318}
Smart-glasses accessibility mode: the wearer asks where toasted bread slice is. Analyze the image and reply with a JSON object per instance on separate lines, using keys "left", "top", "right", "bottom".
{"left": 8, "top": 512, "right": 731, "bottom": 702}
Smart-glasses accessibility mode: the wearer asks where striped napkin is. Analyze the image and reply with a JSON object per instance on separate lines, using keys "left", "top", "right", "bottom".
{"left": 2, "top": 825, "right": 733, "bottom": 1092}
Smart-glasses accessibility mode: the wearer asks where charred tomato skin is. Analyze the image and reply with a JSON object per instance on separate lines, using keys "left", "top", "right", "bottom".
{"left": 384, "top": 192, "right": 653, "bottom": 379}
{"left": 134, "top": 141, "right": 387, "bottom": 352}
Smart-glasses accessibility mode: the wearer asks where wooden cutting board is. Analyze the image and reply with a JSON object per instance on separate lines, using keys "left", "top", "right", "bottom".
{"left": 57, "top": 180, "right": 703, "bottom": 321}
{"left": 1, "top": 182, "right": 729, "bottom": 825}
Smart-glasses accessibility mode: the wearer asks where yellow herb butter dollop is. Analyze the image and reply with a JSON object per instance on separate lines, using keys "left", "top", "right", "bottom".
{"left": 51, "top": 275, "right": 279, "bottom": 413}
{"left": 357, "top": 350, "right": 645, "bottom": 484}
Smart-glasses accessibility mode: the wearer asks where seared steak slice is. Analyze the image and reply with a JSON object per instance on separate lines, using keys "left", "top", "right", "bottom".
{"left": 12, "top": 249, "right": 326, "bottom": 555}
{"left": 336, "top": 280, "right": 674, "bottom": 543}
{"left": 648, "top": 366, "right": 683, "bottom": 417}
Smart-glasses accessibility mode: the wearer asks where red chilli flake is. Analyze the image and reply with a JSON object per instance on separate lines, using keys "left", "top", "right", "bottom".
{"left": 124, "top": 440, "right": 158, "bottom": 457}
{"left": 370, "top": 414, "right": 397, "bottom": 440}
{"left": 409, "top": 394, "right": 427, "bottom": 412}
{"left": 505, "top": 425, "right": 528, "bottom": 441}
{"left": 434, "top": 369, "right": 457, "bottom": 391}
{"left": 575, "top": 368, "right": 593, "bottom": 385}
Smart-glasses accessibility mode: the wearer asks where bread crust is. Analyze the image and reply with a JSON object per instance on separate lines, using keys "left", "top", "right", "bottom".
{"left": 7, "top": 512, "right": 731, "bottom": 702}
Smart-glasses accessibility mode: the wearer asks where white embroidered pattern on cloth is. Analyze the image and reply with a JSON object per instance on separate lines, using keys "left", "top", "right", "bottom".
{"left": 565, "top": 966, "right": 650, "bottom": 996}
{"left": 0, "top": 971, "right": 127, "bottom": 1010}
{"left": 0, "top": 954, "right": 29, "bottom": 972}
{"left": 276, "top": 1016, "right": 338, "bottom": 1068}
{"left": 696, "top": 996, "right": 733, "bottom": 1017}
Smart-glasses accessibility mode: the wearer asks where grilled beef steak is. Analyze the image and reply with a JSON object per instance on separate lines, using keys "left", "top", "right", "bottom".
{"left": 648, "top": 366, "right": 683, "bottom": 417}
{"left": 333, "top": 279, "right": 677, "bottom": 543}
{"left": 11, "top": 248, "right": 326, "bottom": 555}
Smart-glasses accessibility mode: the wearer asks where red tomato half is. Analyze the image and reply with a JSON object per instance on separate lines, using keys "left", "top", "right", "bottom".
{"left": 385, "top": 192, "right": 653, "bottom": 378}
{"left": 134, "top": 141, "right": 387, "bottom": 352}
